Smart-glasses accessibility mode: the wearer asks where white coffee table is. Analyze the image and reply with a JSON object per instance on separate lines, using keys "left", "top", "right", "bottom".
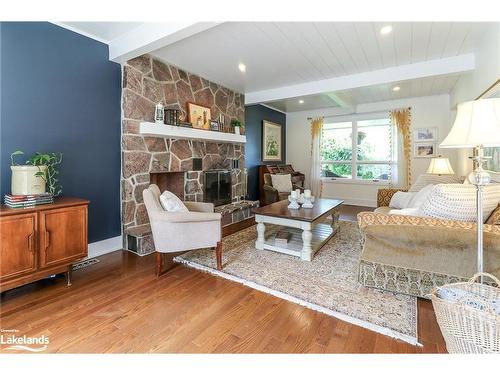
{"left": 252, "top": 198, "right": 343, "bottom": 261}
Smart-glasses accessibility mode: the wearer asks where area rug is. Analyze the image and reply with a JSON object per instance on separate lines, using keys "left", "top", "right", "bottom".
{"left": 174, "top": 221, "right": 419, "bottom": 345}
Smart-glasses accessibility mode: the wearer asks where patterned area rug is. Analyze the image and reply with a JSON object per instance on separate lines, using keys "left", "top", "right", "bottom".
{"left": 174, "top": 220, "right": 418, "bottom": 345}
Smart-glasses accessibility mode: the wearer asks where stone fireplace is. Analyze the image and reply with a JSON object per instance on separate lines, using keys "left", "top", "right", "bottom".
{"left": 150, "top": 171, "right": 185, "bottom": 200}
{"left": 121, "top": 53, "right": 248, "bottom": 254}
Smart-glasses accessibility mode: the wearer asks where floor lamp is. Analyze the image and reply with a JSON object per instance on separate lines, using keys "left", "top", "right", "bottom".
{"left": 440, "top": 98, "right": 500, "bottom": 279}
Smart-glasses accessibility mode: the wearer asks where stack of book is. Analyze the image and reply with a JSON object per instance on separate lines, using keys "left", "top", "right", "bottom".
{"left": 4, "top": 193, "right": 54, "bottom": 208}
{"left": 275, "top": 230, "right": 291, "bottom": 247}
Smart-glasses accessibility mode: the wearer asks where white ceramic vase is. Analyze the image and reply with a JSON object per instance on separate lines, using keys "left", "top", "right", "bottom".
{"left": 234, "top": 126, "right": 240, "bottom": 135}
{"left": 11, "top": 165, "right": 47, "bottom": 195}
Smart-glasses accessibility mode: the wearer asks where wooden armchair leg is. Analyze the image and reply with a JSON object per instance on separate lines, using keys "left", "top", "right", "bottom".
{"left": 156, "top": 252, "right": 163, "bottom": 278}
{"left": 155, "top": 252, "right": 180, "bottom": 278}
{"left": 215, "top": 241, "right": 222, "bottom": 271}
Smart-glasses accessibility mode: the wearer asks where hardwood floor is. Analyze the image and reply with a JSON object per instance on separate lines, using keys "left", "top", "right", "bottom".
{"left": 0, "top": 205, "right": 447, "bottom": 354}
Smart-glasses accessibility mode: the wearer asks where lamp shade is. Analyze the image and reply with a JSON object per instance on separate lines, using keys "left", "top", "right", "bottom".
{"left": 440, "top": 98, "right": 500, "bottom": 148}
{"left": 426, "top": 156, "right": 455, "bottom": 175}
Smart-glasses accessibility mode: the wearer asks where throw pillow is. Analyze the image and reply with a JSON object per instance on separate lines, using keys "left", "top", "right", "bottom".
{"left": 420, "top": 183, "right": 500, "bottom": 222}
{"left": 159, "top": 191, "right": 189, "bottom": 213}
{"left": 271, "top": 174, "right": 293, "bottom": 193}
{"left": 408, "top": 184, "right": 435, "bottom": 208}
{"left": 389, "top": 191, "right": 415, "bottom": 209}
{"left": 409, "top": 174, "right": 465, "bottom": 192}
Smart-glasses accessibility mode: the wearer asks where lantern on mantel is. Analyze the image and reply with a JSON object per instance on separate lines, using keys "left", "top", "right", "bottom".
{"left": 155, "top": 103, "right": 164, "bottom": 125}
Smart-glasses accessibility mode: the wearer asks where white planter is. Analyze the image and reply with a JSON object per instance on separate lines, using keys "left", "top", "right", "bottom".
{"left": 234, "top": 126, "right": 240, "bottom": 135}
{"left": 11, "top": 165, "right": 47, "bottom": 195}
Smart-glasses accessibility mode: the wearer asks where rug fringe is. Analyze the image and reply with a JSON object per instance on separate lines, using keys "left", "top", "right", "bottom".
{"left": 174, "top": 256, "right": 421, "bottom": 347}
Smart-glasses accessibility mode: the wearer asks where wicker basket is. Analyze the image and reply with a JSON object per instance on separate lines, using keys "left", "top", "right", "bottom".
{"left": 429, "top": 273, "right": 500, "bottom": 353}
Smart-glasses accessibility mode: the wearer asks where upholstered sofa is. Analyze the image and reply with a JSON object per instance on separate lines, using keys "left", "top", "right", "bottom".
{"left": 357, "top": 188, "right": 500, "bottom": 298}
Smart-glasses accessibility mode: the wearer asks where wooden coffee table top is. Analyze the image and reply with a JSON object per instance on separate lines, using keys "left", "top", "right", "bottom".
{"left": 253, "top": 198, "right": 343, "bottom": 222}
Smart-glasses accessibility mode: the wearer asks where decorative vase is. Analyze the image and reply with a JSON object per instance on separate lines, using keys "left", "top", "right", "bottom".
{"left": 234, "top": 126, "right": 240, "bottom": 135}
{"left": 11, "top": 165, "right": 47, "bottom": 195}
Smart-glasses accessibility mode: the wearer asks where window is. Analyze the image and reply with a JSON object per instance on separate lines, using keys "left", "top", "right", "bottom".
{"left": 321, "top": 116, "right": 396, "bottom": 182}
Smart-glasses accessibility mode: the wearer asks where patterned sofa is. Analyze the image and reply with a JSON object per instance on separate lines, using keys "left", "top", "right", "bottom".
{"left": 357, "top": 188, "right": 500, "bottom": 298}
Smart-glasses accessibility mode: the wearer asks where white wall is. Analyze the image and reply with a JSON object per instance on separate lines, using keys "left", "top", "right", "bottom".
{"left": 451, "top": 23, "right": 500, "bottom": 107}
{"left": 451, "top": 23, "right": 500, "bottom": 175}
{"left": 286, "top": 94, "right": 456, "bottom": 207}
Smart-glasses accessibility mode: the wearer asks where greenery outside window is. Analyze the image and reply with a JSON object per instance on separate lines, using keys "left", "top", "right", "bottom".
{"left": 321, "top": 116, "right": 396, "bottom": 182}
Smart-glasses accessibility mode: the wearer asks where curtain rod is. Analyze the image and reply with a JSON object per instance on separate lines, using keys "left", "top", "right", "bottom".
{"left": 306, "top": 106, "right": 411, "bottom": 120}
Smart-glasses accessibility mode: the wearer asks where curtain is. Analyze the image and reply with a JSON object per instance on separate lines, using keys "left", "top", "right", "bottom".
{"left": 310, "top": 117, "right": 324, "bottom": 197}
{"left": 390, "top": 108, "right": 412, "bottom": 190}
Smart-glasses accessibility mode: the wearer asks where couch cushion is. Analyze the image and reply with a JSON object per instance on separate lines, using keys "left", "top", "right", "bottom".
{"left": 420, "top": 183, "right": 500, "bottom": 222}
{"left": 270, "top": 174, "right": 293, "bottom": 193}
{"left": 159, "top": 191, "right": 189, "bottom": 213}
{"left": 374, "top": 206, "right": 392, "bottom": 214}
{"left": 409, "top": 174, "right": 465, "bottom": 192}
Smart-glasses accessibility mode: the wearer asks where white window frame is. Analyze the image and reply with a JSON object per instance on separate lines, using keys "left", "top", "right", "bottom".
{"left": 320, "top": 113, "right": 397, "bottom": 184}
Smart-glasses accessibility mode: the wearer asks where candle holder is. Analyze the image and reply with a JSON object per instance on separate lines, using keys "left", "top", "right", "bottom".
{"left": 288, "top": 195, "right": 300, "bottom": 210}
{"left": 302, "top": 196, "right": 314, "bottom": 208}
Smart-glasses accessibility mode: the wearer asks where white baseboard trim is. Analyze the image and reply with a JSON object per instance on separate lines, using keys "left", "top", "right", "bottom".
{"left": 322, "top": 195, "right": 376, "bottom": 208}
{"left": 86, "top": 236, "right": 123, "bottom": 259}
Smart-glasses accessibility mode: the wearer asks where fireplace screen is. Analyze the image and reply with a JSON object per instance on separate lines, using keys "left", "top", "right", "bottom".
{"left": 204, "top": 170, "right": 231, "bottom": 206}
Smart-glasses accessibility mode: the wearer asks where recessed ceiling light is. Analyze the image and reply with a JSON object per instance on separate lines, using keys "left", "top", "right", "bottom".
{"left": 299, "top": 100, "right": 304, "bottom": 104}
{"left": 238, "top": 63, "right": 246, "bottom": 72}
{"left": 392, "top": 86, "right": 401, "bottom": 92}
{"left": 380, "top": 25, "right": 393, "bottom": 35}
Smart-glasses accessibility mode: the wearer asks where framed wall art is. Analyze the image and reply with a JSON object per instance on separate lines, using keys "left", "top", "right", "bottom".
{"left": 187, "top": 102, "right": 211, "bottom": 130}
{"left": 414, "top": 143, "right": 436, "bottom": 158}
{"left": 414, "top": 127, "right": 438, "bottom": 142}
{"left": 262, "top": 120, "right": 282, "bottom": 162}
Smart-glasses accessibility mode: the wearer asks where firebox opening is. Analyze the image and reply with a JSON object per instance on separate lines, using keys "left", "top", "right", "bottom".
{"left": 204, "top": 170, "right": 231, "bottom": 207}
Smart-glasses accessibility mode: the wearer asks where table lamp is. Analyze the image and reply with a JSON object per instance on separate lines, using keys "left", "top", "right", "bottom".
{"left": 440, "top": 98, "right": 500, "bottom": 278}
{"left": 426, "top": 155, "right": 455, "bottom": 176}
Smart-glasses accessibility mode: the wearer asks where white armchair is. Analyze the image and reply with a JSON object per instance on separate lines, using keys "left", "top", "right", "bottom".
{"left": 143, "top": 184, "right": 222, "bottom": 276}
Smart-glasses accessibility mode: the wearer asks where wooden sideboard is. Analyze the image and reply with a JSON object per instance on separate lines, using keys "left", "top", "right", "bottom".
{"left": 0, "top": 197, "right": 89, "bottom": 292}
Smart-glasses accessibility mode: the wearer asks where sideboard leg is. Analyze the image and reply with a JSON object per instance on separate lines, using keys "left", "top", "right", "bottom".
{"left": 67, "top": 265, "right": 72, "bottom": 287}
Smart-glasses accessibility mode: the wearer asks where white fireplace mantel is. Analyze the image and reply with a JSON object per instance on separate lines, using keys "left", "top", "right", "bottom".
{"left": 139, "top": 122, "right": 246, "bottom": 144}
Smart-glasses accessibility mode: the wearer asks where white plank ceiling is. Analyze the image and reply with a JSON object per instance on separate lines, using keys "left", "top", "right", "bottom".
{"left": 57, "top": 21, "right": 495, "bottom": 112}
{"left": 151, "top": 22, "right": 491, "bottom": 94}
{"left": 266, "top": 74, "right": 461, "bottom": 112}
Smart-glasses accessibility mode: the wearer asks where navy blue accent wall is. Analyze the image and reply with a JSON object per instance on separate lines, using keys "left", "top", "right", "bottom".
{"left": 244, "top": 104, "right": 286, "bottom": 201}
{"left": 0, "top": 22, "right": 122, "bottom": 243}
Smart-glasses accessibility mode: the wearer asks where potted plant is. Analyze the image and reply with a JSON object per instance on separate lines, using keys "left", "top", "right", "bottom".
{"left": 10, "top": 150, "right": 63, "bottom": 196}
{"left": 230, "top": 119, "right": 244, "bottom": 135}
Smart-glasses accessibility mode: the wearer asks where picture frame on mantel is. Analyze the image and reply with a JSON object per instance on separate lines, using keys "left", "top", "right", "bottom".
{"left": 474, "top": 78, "right": 500, "bottom": 171}
{"left": 262, "top": 120, "right": 282, "bottom": 162}
{"left": 187, "top": 102, "right": 211, "bottom": 130}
